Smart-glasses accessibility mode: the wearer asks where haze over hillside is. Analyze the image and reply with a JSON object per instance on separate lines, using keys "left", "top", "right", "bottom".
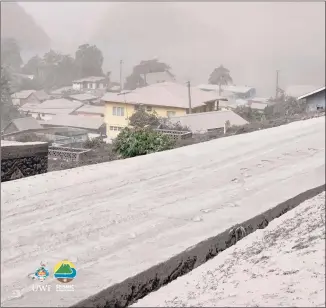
{"left": 1, "top": 2, "right": 51, "bottom": 60}
{"left": 15, "top": 2, "right": 326, "bottom": 96}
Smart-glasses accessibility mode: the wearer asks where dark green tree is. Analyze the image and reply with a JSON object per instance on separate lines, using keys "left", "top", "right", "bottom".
{"left": 75, "top": 44, "right": 104, "bottom": 78}
{"left": 1, "top": 66, "right": 23, "bottom": 130}
{"left": 22, "top": 55, "right": 43, "bottom": 76}
{"left": 1, "top": 38, "right": 23, "bottom": 71}
{"left": 125, "top": 59, "right": 173, "bottom": 90}
{"left": 27, "top": 50, "right": 78, "bottom": 90}
{"left": 113, "top": 127, "right": 175, "bottom": 158}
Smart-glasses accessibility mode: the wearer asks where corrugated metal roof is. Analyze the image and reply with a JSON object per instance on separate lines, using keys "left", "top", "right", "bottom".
{"left": 41, "top": 115, "right": 105, "bottom": 130}
{"left": 101, "top": 82, "right": 219, "bottom": 109}
{"left": 19, "top": 99, "right": 83, "bottom": 115}
{"left": 75, "top": 105, "right": 105, "bottom": 115}
{"left": 69, "top": 93, "right": 98, "bottom": 101}
{"left": 169, "top": 110, "right": 248, "bottom": 133}
{"left": 11, "top": 90, "right": 36, "bottom": 99}
{"left": 10, "top": 117, "right": 43, "bottom": 131}
{"left": 198, "top": 84, "right": 254, "bottom": 94}
{"left": 73, "top": 76, "right": 106, "bottom": 83}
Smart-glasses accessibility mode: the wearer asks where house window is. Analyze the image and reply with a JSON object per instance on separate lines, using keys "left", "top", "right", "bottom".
{"left": 167, "top": 111, "right": 176, "bottom": 117}
{"left": 110, "top": 126, "right": 123, "bottom": 131}
{"left": 146, "top": 106, "right": 152, "bottom": 112}
{"left": 113, "top": 106, "right": 125, "bottom": 116}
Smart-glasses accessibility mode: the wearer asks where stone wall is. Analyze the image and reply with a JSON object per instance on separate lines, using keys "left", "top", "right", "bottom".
{"left": 1, "top": 141, "right": 48, "bottom": 182}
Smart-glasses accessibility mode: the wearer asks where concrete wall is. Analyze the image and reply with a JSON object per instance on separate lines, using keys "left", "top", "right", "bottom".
{"left": 1, "top": 141, "right": 48, "bottom": 182}
{"left": 306, "top": 90, "right": 325, "bottom": 112}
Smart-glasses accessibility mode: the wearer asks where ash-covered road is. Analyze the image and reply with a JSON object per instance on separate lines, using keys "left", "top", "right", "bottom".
{"left": 1, "top": 117, "right": 325, "bottom": 307}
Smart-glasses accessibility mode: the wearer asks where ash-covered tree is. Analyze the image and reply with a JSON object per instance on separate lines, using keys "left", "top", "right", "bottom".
{"left": 22, "top": 55, "right": 43, "bottom": 76}
{"left": 129, "top": 107, "right": 189, "bottom": 131}
{"left": 208, "top": 65, "right": 233, "bottom": 95}
{"left": 75, "top": 44, "right": 104, "bottom": 78}
{"left": 1, "top": 38, "right": 23, "bottom": 71}
{"left": 233, "top": 105, "right": 264, "bottom": 122}
{"left": 1, "top": 66, "right": 23, "bottom": 129}
{"left": 128, "top": 107, "right": 160, "bottom": 128}
{"left": 264, "top": 96, "right": 306, "bottom": 119}
{"left": 24, "top": 50, "right": 78, "bottom": 90}
{"left": 125, "top": 58, "right": 173, "bottom": 90}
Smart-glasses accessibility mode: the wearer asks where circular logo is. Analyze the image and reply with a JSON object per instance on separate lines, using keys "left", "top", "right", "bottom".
{"left": 34, "top": 264, "right": 50, "bottom": 282}
{"left": 53, "top": 260, "right": 77, "bottom": 283}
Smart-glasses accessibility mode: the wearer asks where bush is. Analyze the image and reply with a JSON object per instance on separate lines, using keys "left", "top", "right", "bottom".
{"left": 83, "top": 137, "right": 106, "bottom": 149}
{"left": 113, "top": 127, "right": 175, "bottom": 158}
{"left": 264, "top": 96, "right": 306, "bottom": 119}
{"left": 233, "top": 106, "right": 264, "bottom": 122}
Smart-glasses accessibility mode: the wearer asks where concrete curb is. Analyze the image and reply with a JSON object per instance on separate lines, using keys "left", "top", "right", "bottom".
{"left": 72, "top": 184, "right": 325, "bottom": 308}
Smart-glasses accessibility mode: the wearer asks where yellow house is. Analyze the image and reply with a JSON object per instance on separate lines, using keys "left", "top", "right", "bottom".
{"left": 101, "top": 82, "right": 220, "bottom": 138}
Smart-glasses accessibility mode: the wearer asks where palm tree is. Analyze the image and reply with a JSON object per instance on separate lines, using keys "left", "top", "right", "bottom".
{"left": 208, "top": 65, "right": 233, "bottom": 96}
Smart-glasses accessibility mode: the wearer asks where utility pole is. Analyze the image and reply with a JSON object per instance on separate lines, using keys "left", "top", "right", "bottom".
{"left": 120, "top": 60, "right": 123, "bottom": 92}
{"left": 276, "top": 70, "right": 280, "bottom": 99}
{"left": 187, "top": 81, "right": 192, "bottom": 114}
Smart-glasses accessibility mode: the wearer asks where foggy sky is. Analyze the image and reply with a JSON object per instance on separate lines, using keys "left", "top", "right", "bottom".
{"left": 18, "top": 2, "right": 326, "bottom": 96}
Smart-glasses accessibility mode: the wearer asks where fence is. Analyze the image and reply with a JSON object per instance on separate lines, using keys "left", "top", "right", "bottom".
{"left": 48, "top": 146, "right": 91, "bottom": 162}
{"left": 154, "top": 129, "right": 192, "bottom": 141}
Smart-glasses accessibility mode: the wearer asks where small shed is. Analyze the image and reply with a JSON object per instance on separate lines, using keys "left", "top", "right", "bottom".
{"left": 2, "top": 117, "right": 43, "bottom": 135}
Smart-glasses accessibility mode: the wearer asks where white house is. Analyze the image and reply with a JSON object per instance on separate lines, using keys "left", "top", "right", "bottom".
{"left": 11, "top": 90, "right": 39, "bottom": 106}
{"left": 142, "top": 71, "right": 176, "bottom": 85}
{"left": 72, "top": 76, "right": 107, "bottom": 91}
{"left": 297, "top": 86, "right": 325, "bottom": 112}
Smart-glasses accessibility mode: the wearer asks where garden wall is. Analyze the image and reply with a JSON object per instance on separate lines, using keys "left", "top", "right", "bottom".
{"left": 1, "top": 141, "right": 48, "bottom": 182}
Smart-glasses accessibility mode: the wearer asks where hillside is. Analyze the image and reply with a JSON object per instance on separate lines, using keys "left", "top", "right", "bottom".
{"left": 1, "top": 2, "right": 51, "bottom": 55}
{"left": 89, "top": 2, "right": 222, "bottom": 81}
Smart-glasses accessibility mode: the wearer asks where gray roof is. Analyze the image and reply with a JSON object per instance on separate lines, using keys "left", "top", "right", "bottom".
{"left": 102, "top": 82, "right": 219, "bottom": 109}
{"left": 19, "top": 99, "right": 83, "bottom": 115}
{"left": 10, "top": 117, "right": 43, "bottom": 131}
{"left": 11, "top": 90, "right": 36, "bottom": 99}
{"left": 285, "top": 85, "right": 322, "bottom": 99}
{"left": 169, "top": 110, "right": 248, "bottom": 133}
{"left": 69, "top": 93, "right": 98, "bottom": 101}
{"left": 50, "top": 86, "right": 73, "bottom": 95}
{"left": 248, "top": 102, "right": 268, "bottom": 110}
{"left": 297, "top": 86, "right": 325, "bottom": 100}
{"left": 75, "top": 104, "right": 105, "bottom": 115}
{"left": 33, "top": 90, "right": 50, "bottom": 101}
{"left": 40, "top": 115, "right": 105, "bottom": 130}
{"left": 73, "top": 76, "right": 106, "bottom": 83}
